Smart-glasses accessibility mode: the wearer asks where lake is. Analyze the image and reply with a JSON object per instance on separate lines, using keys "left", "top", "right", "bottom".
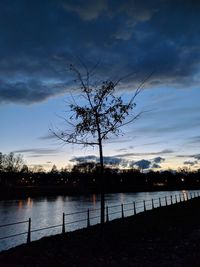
{"left": 0, "top": 190, "right": 198, "bottom": 252}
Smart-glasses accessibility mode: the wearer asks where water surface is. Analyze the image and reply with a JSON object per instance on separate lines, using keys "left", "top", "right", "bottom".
{"left": 0, "top": 190, "right": 197, "bottom": 251}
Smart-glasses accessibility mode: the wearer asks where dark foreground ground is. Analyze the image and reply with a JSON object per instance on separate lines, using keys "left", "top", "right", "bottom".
{"left": 1, "top": 198, "right": 200, "bottom": 266}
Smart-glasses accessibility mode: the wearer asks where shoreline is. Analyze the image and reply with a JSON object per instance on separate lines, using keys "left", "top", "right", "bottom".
{"left": 0, "top": 186, "right": 199, "bottom": 200}
{"left": 1, "top": 198, "right": 200, "bottom": 266}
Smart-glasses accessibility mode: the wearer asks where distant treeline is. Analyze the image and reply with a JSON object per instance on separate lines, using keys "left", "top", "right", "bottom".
{"left": 0, "top": 159, "right": 200, "bottom": 198}
{"left": 1, "top": 153, "right": 200, "bottom": 198}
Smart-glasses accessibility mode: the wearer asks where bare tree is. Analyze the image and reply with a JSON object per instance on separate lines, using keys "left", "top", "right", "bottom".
{"left": 0, "top": 152, "right": 24, "bottom": 173}
{"left": 51, "top": 64, "right": 146, "bottom": 224}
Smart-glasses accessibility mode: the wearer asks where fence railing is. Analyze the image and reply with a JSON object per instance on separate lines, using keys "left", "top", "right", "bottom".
{"left": 0, "top": 191, "right": 199, "bottom": 250}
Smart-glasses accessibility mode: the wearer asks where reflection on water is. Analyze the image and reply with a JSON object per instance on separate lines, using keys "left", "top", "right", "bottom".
{"left": 182, "top": 190, "right": 188, "bottom": 201}
{"left": 0, "top": 190, "right": 198, "bottom": 252}
{"left": 27, "top": 197, "right": 33, "bottom": 208}
{"left": 119, "top": 193, "right": 124, "bottom": 203}
{"left": 92, "top": 194, "right": 96, "bottom": 206}
{"left": 18, "top": 198, "right": 33, "bottom": 209}
{"left": 18, "top": 200, "right": 23, "bottom": 209}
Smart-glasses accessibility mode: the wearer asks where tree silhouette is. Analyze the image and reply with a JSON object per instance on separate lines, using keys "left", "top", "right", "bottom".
{"left": 52, "top": 64, "right": 145, "bottom": 224}
{"left": 0, "top": 152, "right": 24, "bottom": 173}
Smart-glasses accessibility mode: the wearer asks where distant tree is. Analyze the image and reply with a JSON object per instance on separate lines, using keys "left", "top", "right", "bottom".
{"left": 30, "top": 165, "right": 45, "bottom": 173}
{"left": 0, "top": 152, "right": 3, "bottom": 172}
{"left": 51, "top": 63, "right": 147, "bottom": 223}
{"left": 72, "top": 162, "right": 97, "bottom": 174}
{"left": 51, "top": 164, "right": 58, "bottom": 174}
{"left": 21, "top": 164, "right": 29, "bottom": 173}
{"left": 2, "top": 152, "right": 24, "bottom": 173}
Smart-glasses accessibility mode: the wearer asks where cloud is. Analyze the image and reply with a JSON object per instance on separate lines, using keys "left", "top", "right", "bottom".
{"left": 153, "top": 157, "right": 165, "bottom": 163}
{"left": 70, "top": 155, "right": 125, "bottom": 166}
{"left": 70, "top": 155, "right": 97, "bottom": 163}
{"left": 39, "top": 133, "right": 58, "bottom": 140}
{"left": 184, "top": 160, "right": 198, "bottom": 166}
{"left": 151, "top": 163, "right": 161, "bottom": 169}
{"left": 0, "top": 79, "right": 68, "bottom": 104}
{"left": 177, "top": 153, "right": 200, "bottom": 160}
{"left": 114, "top": 149, "right": 174, "bottom": 158}
{"left": 193, "top": 154, "right": 200, "bottom": 160}
{"left": 70, "top": 154, "right": 165, "bottom": 170}
{"left": 13, "top": 148, "right": 59, "bottom": 157}
{"left": 133, "top": 159, "right": 151, "bottom": 169}
{"left": 62, "top": 0, "right": 107, "bottom": 21}
{"left": 1, "top": 0, "right": 200, "bottom": 104}
{"left": 131, "top": 156, "right": 165, "bottom": 169}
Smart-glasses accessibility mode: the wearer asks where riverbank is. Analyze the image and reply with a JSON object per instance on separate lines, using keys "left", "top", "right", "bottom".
{"left": 1, "top": 198, "right": 200, "bottom": 266}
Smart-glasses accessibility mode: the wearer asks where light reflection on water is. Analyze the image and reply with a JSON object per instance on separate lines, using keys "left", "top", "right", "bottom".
{"left": 0, "top": 190, "right": 199, "bottom": 252}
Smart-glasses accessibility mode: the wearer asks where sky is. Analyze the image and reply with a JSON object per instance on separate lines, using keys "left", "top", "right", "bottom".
{"left": 1, "top": 0, "right": 200, "bottom": 171}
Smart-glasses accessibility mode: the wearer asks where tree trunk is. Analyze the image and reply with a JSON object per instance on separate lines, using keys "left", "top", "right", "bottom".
{"left": 98, "top": 137, "right": 105, "bottom": 224}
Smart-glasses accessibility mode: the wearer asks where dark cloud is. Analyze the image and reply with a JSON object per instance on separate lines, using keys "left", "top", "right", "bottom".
{"left": 0, "top": 0, "right": 200, "bottom": 104}
{"left": 151, "top": 163, "right": 161, "bottom": 169}
{"left": 133, "top": 159, "right": 151, "bottom": 169}
{"left": 153, "top": 157, "right": 165, "bottom": 163}
{"left": 132, "top": 156, "right": 165, "bottom": 169}
{"left": 184, "top": 160, "right": 198, "bottom": 166}
{"left": 177, "top": 153, "right": 200, "bottom": 160}
{"left": 193, "top": 154, "right": 200, "bottom": 160}
{"left": 150, "top": 157, "right": 165, "bottom": 169}
{"left": 70, "top": 155, "right": 97, "bottom": 163}
{"left": 70, "top": 155, "right": 124, "bottom": 166}
{"left": 70, "top": 154, "right": 165, "bottom": 170}
{"left": 0, "top": 79, "right": 68, "bottom": 104}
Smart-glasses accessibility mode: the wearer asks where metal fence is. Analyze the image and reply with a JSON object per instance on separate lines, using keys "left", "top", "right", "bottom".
{"left": 0, "top": 191, "right": 199, "bottom": 250}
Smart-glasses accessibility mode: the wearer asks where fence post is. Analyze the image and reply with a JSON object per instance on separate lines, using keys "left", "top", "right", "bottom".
{"left": 27, "top": 218, "right": 31, "bottom": 243}
{"left": 152, "top": 199, "right": 154, "bottom": 209}
{"left": 190, "top": 193, "right": 192, "bottom": 199}
{"left": 170, "top": 195, "right": 173, "bottom": 205}
{"left": 159, "top": 197, "right": 161, "bottom": 207}
{"left": 121, "top": 204, "right": 124, "bottom": 219}
{"left": 133, "top": 201, "right": 137, "bottom": 215}
{"left": 143, "top": 200, "right": 146, "bottom": 212}
{"left": 175, "top": 195, "right": 177, "bottom": 204}
{"left": 106, "top": 206, "right": 109, "bottom": 222}
{"left": 179, "top": 194, "right": 182, "bottom": 202}
{"left": 62, "top": 213, "right": 65, "bottom": 234}
{"left": 87, "top": 209, "right": 90, "bottom": 227}
{"left": 165, "top": 196, "right": 168, "bottom": 206}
